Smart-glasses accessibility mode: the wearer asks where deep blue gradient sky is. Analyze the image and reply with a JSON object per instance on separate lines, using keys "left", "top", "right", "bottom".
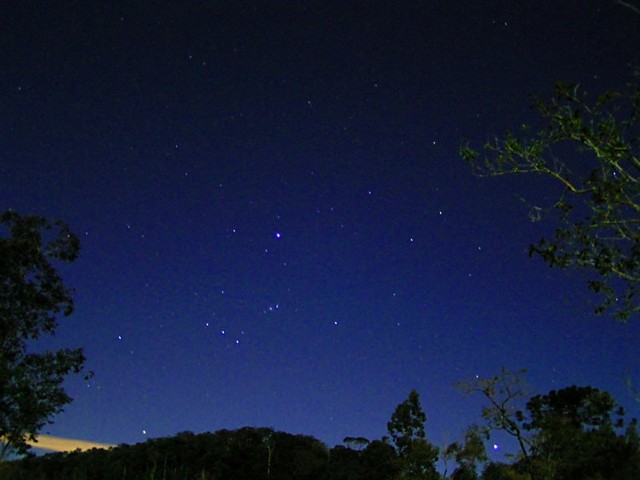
{"left": 3, "top": 1, "right": 640, "bottom": 456}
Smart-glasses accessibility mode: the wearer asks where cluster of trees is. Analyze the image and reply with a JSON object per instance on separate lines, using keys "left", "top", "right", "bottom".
{"left": 0, "top": 428, "right": 327, "bottom": 480}
{"left": 456, "top": 370, "right": 640, "bottom": 480}
{"left": 1, "top": 383, "right": 639, "bottom": 479}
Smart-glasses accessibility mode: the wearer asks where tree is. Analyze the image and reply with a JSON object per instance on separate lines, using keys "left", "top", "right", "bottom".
{"left": 359, "top": 439, "right": 402, "bottom": 480}
{"left": 0, "top": 211, "right": 88, "bottom": 459}
{"left": 445, "top": 425, "right": 488, "bottom": 480}
{"left": 523, "top": 386, "right": 640, "bottom": 480}
{"left": 387, "top": 389, "right": 440, "bottom": 479}
{"left": 461, "top": 72, "right": 640, "bottom": 320}
{"left": 388, "top": 390, "right": 428, "bottom": 455}
{"left": 480, "top": 462, "right": 530, "bottom": 480}
{"left": 463, "top": 373, "right": 640, "bottom": 480}
{"left": 457, "top": 369, "right": 532, "bottom": 464}
{"left": 343, "top": 436, "right": 370, "bottom": 451}
{"left": 327, "top": 445, "right": 361, "bottom": 480}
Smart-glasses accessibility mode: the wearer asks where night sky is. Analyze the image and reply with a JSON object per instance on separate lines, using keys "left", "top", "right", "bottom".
{"left": 3, "top": 1, "right": 640, "bottom": 457}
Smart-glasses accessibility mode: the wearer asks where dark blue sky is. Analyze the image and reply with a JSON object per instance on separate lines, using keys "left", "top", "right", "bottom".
{"left": 3, "top": 0, "right": 640, "bottom": 457}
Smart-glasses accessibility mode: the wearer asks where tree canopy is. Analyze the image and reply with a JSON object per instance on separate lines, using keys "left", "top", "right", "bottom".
{"left": 387, "top": 389, "right": 428, "bottom": 455}
{"left": 523, "top": 386, "right": 640, "bottom": 480}
{"left": 461, "top": 370, "right": 640, "bottom": 480}
{"left": 0, "top": 211, "right": 88, "bottom": 459}
{"left": 387, "top": 389, "right": 440, "bottom": 479}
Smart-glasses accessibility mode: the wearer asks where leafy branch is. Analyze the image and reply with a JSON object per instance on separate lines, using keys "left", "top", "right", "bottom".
{"left": 461, "top": 74, "right": 640, "bottom": 320}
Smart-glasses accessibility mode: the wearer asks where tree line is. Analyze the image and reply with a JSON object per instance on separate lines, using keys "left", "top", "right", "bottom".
{"left": 1, "top": 382, "right": 639, "bottom": 479}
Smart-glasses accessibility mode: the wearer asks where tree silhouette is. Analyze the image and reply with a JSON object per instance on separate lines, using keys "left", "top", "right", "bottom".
{"left": 462, "top": 72, "right": 640, "bottom": 320}
{"left": 387, "top": 390, "right": 439, "bottom": 479}
{"left": 0, "top": 211, "right": 89, "bottom": 459}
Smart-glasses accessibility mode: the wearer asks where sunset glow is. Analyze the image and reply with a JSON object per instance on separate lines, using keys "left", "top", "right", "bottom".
{"left": 27, "top": 435, "right": 114, "bottom": 453}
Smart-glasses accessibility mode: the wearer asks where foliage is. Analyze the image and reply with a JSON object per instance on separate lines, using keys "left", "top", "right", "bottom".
{"left": 0, "top": 382, "right": 638, "bottom": 479}
{"left": 463, "top": 369, "right": 640, "bottom": 480}
{"left": 0, "top": 211, "right": 87, "bottom": 459}
{"left": 328, "top": 439, "right": 401, "bottom": 480}
{"left": 403, "top": 438, "right": 440, "bottom": 479}
{"left": 523, "top": 386, "right": 640, "bottom": 480}
{"left": 0, "top": 427, "right": 421, "bottom": 480}
{"left": 1, "top": 427, "right": 328, "bottom": 480}
{"left": 457, "top": 369, "right": 532, "bottom": 463}
{"left": 461, "top": 73, "right": 640, "bottom": 320}
{"left": 327, "top": 444, "right": 362, "bottom": 480}
{"left": 359, "top": 439, "right": 401, "bottom": 480}
{"left": 387, "top": 389, "right": 440, "bottom": 479}
{"left": 445, "top": 424, "right": 488, "bottom": 479}
{"left": 387, "top": 390, "right": 428, "bottom": 455}
{"left": 343, "top": 436, "right": 370, "bottom": 451}
{"left": 480, "top": 462, "right": 531, "bottom": 480}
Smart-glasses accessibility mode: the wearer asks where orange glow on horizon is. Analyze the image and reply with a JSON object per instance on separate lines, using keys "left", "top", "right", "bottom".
{"left": 27, "top": 435, "right": 114, "bottom": 453}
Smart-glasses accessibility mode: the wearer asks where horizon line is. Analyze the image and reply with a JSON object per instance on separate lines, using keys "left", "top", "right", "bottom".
{"left": 27, "top": 435, "right": 115, "bottom": 453}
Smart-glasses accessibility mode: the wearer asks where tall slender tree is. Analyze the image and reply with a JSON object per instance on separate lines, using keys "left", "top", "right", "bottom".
{"left": 387, "top": 390, "right": 440, "bottom": 479}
